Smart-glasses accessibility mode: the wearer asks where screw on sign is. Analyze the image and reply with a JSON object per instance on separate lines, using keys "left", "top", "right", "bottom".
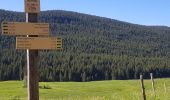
{"left": 25, "top": 0, "right": 40, "bottom": 13}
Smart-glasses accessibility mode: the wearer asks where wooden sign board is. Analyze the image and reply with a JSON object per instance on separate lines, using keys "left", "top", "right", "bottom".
{"left": 25, "top": 0, "right": 40, "bottom": 13}
{"left": 16, "top": 37, "right": 62, "bottom": 50}
{"left": 2, "top": 22, "right": 49, "bottom": 36}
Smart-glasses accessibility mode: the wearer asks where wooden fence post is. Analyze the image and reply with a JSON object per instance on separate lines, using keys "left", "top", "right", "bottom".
{"left": 164, "top": 81, "right": 167, "bottom": 94}
{"left": 150, "top": 73, "right": 156, "bottom": 97}
{"left": 140, "top": 74, "right": 146, "bottom": 100}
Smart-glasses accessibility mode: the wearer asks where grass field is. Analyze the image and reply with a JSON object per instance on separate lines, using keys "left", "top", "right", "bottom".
{"left": 0, "top": 79, "right": 170, "bottom": 100}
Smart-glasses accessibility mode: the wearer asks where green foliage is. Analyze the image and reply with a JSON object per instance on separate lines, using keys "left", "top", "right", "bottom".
{"left": 1, "top": 10, "right": 170, "bottom": 81}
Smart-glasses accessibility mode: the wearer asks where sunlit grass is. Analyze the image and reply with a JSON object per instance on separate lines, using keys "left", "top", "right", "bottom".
{"left": 0, "top": 78, "right": 170, "bottom": 100}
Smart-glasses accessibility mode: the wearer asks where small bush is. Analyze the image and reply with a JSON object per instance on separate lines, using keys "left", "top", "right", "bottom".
{"left": 39, "top": 85, "right": 52, "bottom": 89}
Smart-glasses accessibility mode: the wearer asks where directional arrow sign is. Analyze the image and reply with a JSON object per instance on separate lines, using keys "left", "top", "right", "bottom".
{"left": 2, "top": 22, "right": 49, "bottom": 36}
{"left": 25, "top": 0, "right": 40, "bottom": 13}
{"left": 16, "top": 37, "right": 62, "bottom": 50}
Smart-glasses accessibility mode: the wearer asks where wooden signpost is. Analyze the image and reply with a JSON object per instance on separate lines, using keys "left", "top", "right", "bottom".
{"left": 2, "top": 22, "right": 49, "bottom": 36}
{"left": 1, "top": 0, "right": 62, "bottom": 100}
{"left": 26, "top": 13, "right": 39, "bottom": 100}
{"left": 16, "top": 37, "right": 62, "bottom": 50}
{"left": 25, "top": 0, "right": 40, "bottom": 13}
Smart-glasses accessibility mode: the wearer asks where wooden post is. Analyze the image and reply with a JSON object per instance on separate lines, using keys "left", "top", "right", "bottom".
{"left": 150, "top": 73, "right": 156, "bottom": 97}
{"left": 164, "top": 81, "right": 167, "bottom": 94}
{"left": 26, "top": 13, "right": 39, "bottom": 100}
{"left": 140, "top": 74, "right": 146, "bottom": 100}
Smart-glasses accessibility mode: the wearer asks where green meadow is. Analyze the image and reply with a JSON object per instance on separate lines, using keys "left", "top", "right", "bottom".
{"left": 0, "top": 79, "right": 170, "bottom": 100}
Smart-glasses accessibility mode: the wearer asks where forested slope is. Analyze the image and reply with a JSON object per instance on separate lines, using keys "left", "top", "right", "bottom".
{"left": 1, "top": 9, "right": 170, "bottom": 81}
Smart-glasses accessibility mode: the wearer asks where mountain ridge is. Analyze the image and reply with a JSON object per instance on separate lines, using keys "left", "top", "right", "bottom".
{"left": 0, "top": 9, "right": 169, "bottom": 28}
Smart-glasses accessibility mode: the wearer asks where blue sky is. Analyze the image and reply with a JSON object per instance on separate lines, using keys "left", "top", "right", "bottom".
{"left": 0, "top": 0, "right": 170, "bottom": 26}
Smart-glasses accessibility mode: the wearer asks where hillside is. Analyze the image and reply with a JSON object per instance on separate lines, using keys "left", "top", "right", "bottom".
{"left": 1, "top": 9, "right": 170, "bottom": 81}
